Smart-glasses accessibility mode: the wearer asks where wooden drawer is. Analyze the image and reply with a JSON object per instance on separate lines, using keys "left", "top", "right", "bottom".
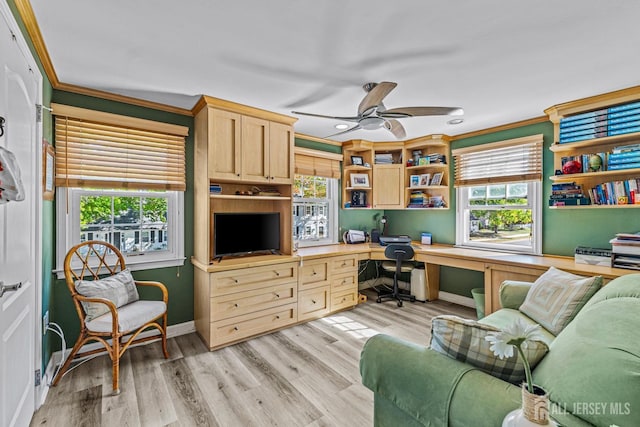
{"left": 330, "top": 255, "right": 358, "bottom": 275}
{"left": 331, "top": 289, "right": 357, "bottom": 312}
{"left": 210, "top": 303, "right": 297, "bottom": 348}
{"left": 210, "top": 262, "right": 298, "bottom": 296}
{"left": 299, "top": 258, "right": 329, "bottom": 290}
{"left": 210, "top": 282, "right": 297, "bottom": 321}
{"left": 331, "top": 271, "right": 357, "bottom": 294}
{"left": 298, "top": 286, "right": 330, "bottom": 322}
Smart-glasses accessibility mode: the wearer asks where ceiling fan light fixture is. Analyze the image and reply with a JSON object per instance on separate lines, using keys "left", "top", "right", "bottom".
{"left": 447, "top": 118, "right": 464, "bottom": 125}
{"left": 334, "top": 123, "right": 349, "bottom": 130}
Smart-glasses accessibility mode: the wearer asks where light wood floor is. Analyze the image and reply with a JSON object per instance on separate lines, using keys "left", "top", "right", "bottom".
{"left": 31, "top": 291, "right": 475, "bottom": 427}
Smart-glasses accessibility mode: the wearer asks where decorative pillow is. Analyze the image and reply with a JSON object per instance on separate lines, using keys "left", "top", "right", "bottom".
{"left": 430, "top": 315, "right": 549, "bottom": 384}
{"left": 519, "top": 266, "right": 602, "bottom": 335}
{"left": 75, "top": 269, "right": 139, "bottom": 321}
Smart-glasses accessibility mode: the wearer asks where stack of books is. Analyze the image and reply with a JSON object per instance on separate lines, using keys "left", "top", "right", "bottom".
{"left": 610, "top": 232, "right": 640, "bottom": 270}
{"left": 607, "top": 143, "right": 640, "bottom": 171}
{"left": 209, "top": 183, "right": 222, "bottom": 194}
{"left": 374, "top": 153, "right": 394, "bottom": 164}
{"left": 425, "top": 153, "right": 446, "bottom": 164}
{"left": 549, "top": 182, "right": 591, "bottom": 206}
{"left": 574, "top": 246, "right": 612, "bottom": 266}
{"left": 559, "top": 100, "right": 640, "bottom": 143}
{"left": 588, "top": 178, "right": 640, "bottom": 205}
{"left": 407, "top": 191, "right": 427, "bottom": 208}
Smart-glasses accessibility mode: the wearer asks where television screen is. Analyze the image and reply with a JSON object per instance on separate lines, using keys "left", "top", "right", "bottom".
{"left": 214, "top": 212, "right": 280, "bottom": 257}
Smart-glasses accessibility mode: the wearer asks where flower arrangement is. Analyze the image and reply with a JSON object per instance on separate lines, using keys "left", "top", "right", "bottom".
{"left": 485, "top": 318, "right": 545, "bottom": 394}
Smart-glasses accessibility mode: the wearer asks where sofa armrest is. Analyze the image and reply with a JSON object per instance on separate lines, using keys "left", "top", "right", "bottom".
{"left": 360, "top": 334, "right": 520, "bottom": 426}
{"left": 499, "top": 280, "right": 533, "bottom": 309}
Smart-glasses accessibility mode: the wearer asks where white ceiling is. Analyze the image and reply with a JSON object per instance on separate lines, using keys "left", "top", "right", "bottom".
{"left": 30, "top": 0, "right": 640, "bottom": 142}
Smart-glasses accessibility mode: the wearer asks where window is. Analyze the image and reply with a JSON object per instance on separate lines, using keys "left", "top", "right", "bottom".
{"left": 293, "top": 175, "right": 338, "bottom": 247}
{"left": 53, "top": 104, "right": 188, "bottom": 275}
{"left": 454, "top": 135, "right": 543, "bottom": 254}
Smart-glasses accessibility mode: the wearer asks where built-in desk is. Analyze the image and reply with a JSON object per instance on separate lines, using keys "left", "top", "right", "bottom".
{"left": 192, "top": 243, "right": 634, "bottom": 349}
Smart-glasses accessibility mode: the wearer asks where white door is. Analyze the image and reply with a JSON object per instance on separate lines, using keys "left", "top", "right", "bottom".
{"left": 0, "top": 6, "right": 41, "bottom": 427}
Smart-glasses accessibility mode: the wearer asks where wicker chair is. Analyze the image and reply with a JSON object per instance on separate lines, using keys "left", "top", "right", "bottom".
{"left": 52, "top": 240, "right": 169, "bottom": 394}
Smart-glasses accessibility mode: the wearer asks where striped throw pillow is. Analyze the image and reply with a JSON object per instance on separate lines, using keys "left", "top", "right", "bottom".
{"left": 430, "top": 315, "right": 549, "bottom": 384}
{"left": 519, "top": 266, "right": 602, "bottom": 335}
{"left": 75, "top": 269, "right": 139, "bottom": 321}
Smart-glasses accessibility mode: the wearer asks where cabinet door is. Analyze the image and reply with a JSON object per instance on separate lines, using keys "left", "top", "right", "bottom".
{"left": 372, "top": 165, "right": 404, "bottom": 208}
{"left": 208, "top": 109, "right": 242, "bottom": 180}
{"left": 241, "top": 116, "right": 270, "bottom": 182}
{"left": 269, "top": 122, "right": 293, "bottom": 184}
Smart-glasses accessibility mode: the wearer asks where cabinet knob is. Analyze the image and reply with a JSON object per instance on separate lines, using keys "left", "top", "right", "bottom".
{"left": 342, "top": 280, "right": 347, "bottom": 284}
{"left": 275, "top": 315, "right": 280, "bottom": 320}
{"left": 312, "top": 271, "right": 317, "bottom": 276}
{"left": 237, "top": 174, "right": 240, "bottom": 177}
{"left": 233, "top": 326, "right": 239, "bottom": 331}
{"left": 311, "top": 299, "right": 316, "bottom": 304}
{"left": 234, "top": 279, "right": 238, "bottom": 283}
{"left": 274, "top": 271, "right": 280, "bottom": 276}
{"left": 275, "top": 293, "right": 280, "bottom": 298}
{"left": 234, "top": 303, "right": 239, "bottom": 308}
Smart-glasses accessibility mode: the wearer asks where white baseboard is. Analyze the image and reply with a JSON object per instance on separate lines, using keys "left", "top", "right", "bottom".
{"left": 438, "top": 291, "right": 475, "bottom": 308}
{"left": 38, "top": 320, "right": 195, "bottom": 405}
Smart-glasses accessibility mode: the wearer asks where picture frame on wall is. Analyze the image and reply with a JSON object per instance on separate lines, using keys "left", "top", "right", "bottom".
{"left": 430, "top": 172, "right": 443, "bottom": 186}
{"left": 350, "top": 155, "right": 364, "bottom": 166}
{"left": 410, "top": 175, "right": 420, "bottom": 187}
{"left": 350, "top": 173, "right": 370, "bottom": 187}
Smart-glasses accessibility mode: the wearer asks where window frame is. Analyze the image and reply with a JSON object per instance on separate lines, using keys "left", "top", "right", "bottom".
{"left": 55, "top": 188, "right": 184, "bottom": 278}
{"left": 293, "top": 175, "right": 339, "bottom": 248}
{"left": 456, "top": 181, "right": 542, "bottom": 254}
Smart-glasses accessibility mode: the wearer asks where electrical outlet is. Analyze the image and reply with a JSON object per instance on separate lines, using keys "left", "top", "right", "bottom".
{"left": 42, "top": 311, "right": 49, "bottom": 335}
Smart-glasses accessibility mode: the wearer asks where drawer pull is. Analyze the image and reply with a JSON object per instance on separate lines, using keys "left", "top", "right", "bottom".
{"left": 311, "top": 299, "right": 316, "bottom": 304}
{"left": 342, "top": 280, "right": 347, "bottom": 284}
{"left": 312, "top": 271, "right": 317, "bottom": 276}
{"left": 274, "top": 271, "right": 280, "bottom": 276}
{"left": 233, "top": 279, "right": 238, "bottom": 284}
{"left": 274, "top": 293, "right": 280, "bottom": 298}
{"left": 275, "top": 315, "right": 280, "bottom": 319}
{"left": 233, "top": 326, "right": 239, "bottom": 331}
{"left": 341, "top": 298, "right": 346, "bottom": 303}
{"left": 234, "top": 303, "right": 239, "bottom": 308}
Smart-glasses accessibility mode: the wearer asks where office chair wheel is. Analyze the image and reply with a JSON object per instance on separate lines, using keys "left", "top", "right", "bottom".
{"left": 376, "top": 297, "right": 382, "bottom": 303}
{"left": 397, "top": 301, "right": 403, "bottom": 307}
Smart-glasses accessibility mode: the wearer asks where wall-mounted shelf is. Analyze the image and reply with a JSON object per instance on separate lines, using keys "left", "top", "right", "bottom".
{"left": 210, "top": 194, "right": 292, "bottom": 201}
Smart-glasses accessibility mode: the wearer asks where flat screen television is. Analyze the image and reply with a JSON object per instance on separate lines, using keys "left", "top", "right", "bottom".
{"left": 213, "top": 212, "right": 280, "bottom": 259}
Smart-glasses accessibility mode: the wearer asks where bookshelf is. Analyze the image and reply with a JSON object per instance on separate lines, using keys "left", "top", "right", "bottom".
{"left": 545, "top": 87, "right": 640, "bottom": 209}
{"left": 403, "top": 135, "right": 451, "bottom": 209}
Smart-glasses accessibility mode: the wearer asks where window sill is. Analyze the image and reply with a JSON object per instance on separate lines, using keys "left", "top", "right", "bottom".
{"left": 54, "top": 256, "right": 186, "bottom": 280}
{"left": 455, "top": 244, "right": 541, "bottom": 256}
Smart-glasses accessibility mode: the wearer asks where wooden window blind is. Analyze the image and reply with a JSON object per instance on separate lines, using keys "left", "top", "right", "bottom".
{"left": 53, "top": 103, "right": 189, "bottom": 191}
{"left": 452, "top": 134, "right": 543, "bottom": 187}
{"left": 294, "top": 147, "right": 342, "bottom": 179}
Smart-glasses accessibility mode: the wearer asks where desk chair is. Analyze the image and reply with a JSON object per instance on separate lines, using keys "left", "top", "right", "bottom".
{"left": 376, "top": 244, "right": 416, "bottom": 307}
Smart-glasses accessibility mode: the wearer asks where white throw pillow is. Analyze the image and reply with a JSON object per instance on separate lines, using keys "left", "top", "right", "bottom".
{"left": 75, "top": 269, "right": 139, "bottom": 321}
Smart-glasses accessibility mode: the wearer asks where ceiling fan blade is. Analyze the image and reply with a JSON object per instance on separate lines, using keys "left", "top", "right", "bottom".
{"left": 324, "top": 124, "right": 362, "bottom": 139}
{"left": 384, "top": 119, "right": 406, "bottom": 139}
{"left": 291, "top": 111, "right": 361, "bottom": 122}
{"left": 379, "top": 106, "right": 464, "bottom": 118}
{"left": 358, "top": 81, "right": 397, "bottom": 116}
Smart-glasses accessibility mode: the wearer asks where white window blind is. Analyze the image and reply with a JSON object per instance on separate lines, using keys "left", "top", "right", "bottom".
{"left": 452, "top": 134, "right": 543, "bottom": 187}
{"left": 53, "top": 103, "right": 189, "bottom": 191}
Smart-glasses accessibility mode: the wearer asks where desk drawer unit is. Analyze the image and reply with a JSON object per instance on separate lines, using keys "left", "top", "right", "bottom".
{"left": 331, "top": 271, "right": 357, "bottom": 294}
{"left": 210, "top": 283, "right": 297, "bottom": 321}
{"left": 210, "top": 262, "right": 298, "bottom": 295}
{"left": 210, "top": 303, "right": 297, "bottom": 348}
{"left": 298, "top": 286, "right": 330, "bottom": 321}
{"left": 299, "top": 259, "right": 330, "bottom": 290}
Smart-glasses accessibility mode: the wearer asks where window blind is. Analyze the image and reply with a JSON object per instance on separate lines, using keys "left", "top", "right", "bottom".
{"left": 452, "top": 134, "right": 543, "bottom": 187}
{"left": 53, "top": 104, "right": 188, "bottom": 191}
{"left": 294, "top": 147, "right": 342, "bottom": 179}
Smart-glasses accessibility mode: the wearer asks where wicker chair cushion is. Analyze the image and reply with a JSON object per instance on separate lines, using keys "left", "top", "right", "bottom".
{"left": 75, "top": 269, "right": 139, "bottom": 321}
{"left": 85, "top": 300, "right": 167, "bottom": 333}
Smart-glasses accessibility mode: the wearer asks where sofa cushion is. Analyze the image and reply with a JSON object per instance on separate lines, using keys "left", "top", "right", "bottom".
{"left": 430, "top": 315, "right": 548, "bottom": 384}
{"left": 479, "top": 308, "right": 555, "bottom": 347}
{"left": 519, "top": 266, "right": 602, "bottom": 335}
{"left": 533, "top": 274, "right": 640, "bottom": 426}
{"left": 85, "top": 300, "right": 166, "bottom": 333}
{"left": 75, "top": 269, "right": 139, "bottom": 321}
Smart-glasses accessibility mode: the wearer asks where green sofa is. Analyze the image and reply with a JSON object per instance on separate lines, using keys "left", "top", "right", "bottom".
{"left": 360, "top": 274, "right": 640, "bottom": 426}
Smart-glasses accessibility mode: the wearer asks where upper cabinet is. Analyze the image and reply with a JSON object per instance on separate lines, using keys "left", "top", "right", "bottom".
{"left": 341, "top": 135, "right": 451, "bottom": 210}
{"left": 201, "top": 97, "right": 295, "bottom": 185}
{"left": 545, "top": 87, "right": 640, "bottom": 208}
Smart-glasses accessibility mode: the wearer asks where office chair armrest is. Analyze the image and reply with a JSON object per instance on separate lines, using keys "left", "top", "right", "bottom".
{"left": 135, "top": 280, "right": 168, "bottom": 303}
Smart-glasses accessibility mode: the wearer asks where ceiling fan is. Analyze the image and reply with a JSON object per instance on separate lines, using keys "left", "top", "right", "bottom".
{"left": 292, "top": 81, "right": 463, "bottom": 139}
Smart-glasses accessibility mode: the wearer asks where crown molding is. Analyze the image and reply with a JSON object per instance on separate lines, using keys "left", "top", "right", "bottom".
{"left": 450, "top": 116, "right": 548, "bottom": 140}
{"left": 294, "top": 133, "right": 342, "bottom": 146}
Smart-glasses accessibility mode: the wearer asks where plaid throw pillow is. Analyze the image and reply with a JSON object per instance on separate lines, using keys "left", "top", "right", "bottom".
{"left": 519, "top": 266, "right": 602, "bottom": 335}
{"left": 430, "top": 315, "right": 549, "bottom": 384}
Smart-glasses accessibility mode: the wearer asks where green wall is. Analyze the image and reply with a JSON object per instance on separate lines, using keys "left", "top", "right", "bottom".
{"left": 48, "top": 91, "right": 195, "bottom": 357}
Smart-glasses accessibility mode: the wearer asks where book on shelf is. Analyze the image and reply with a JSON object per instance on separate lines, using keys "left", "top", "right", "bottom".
{"left": 559, "top": 121, "right": 607, "bottom": 135}
{"left": 608, "top": 162, "right": 640, "bottom": 171}
{"left": 607, "top": 156, "right": 640, "bottom": 166}
{"left": 612, "top": 143, "right": 640, "bottom": 153}
{"left": 559, "top": 128, "right": 608, "bottom": 143}
{"left": 609, "top": 126, "right": 640, "bottom": 136}
{"left": 548, "top": 197, "right": 591, "bottom": 206}
{"left": 559, "top": 109, "right": 607, "bottom": 126}
{"left": 608, "top": 120, "right": 640, "bottom": 132}
{"left": 607, "top": 150, "right": 640, "bottom": 161}
{"left": 608, "top": 101, "right": 640, "bottom": 114}
{"left": 614, "top": 231, "right": 640, "bottom": 241}
{"left": 550, "top": 193, "right": 585, "bottom": 199}
{"left": 551, "top": 182, "right": 579, "bottom": 190}
{"left": 574, "top": 246, "right": 612, "bottom": 266}
{"left": 608, "top": 110, "right": 640, "bottom": 122}
{"left": 209, "top": 183, "right": 222, "bottom": 193}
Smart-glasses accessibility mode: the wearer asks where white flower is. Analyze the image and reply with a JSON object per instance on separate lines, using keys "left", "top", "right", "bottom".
{"left": 485, "top": 318, "right": 545, "bottom": 393}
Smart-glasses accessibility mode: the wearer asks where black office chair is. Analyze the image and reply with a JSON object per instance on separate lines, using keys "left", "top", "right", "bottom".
{"left": 376, "top": 244, "right": 416, "bottom": 307}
